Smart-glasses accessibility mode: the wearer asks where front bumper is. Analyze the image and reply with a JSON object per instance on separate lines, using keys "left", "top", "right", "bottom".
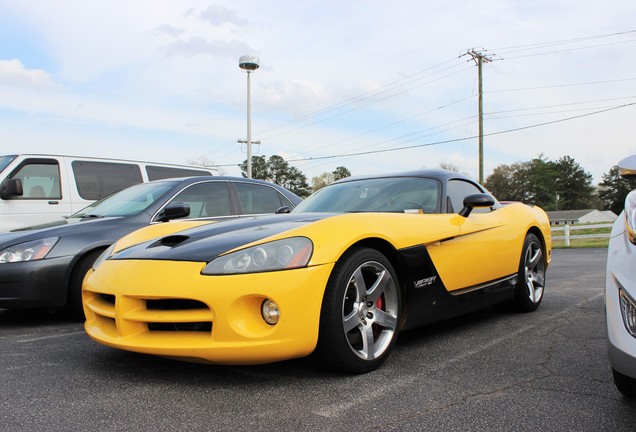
{"left": 83, "top": 259, "right": 334, "bottom": 364}
{"left": 0, "top": 256, "right": 72, "bottom": 309}
{"left": 606, "top": 218, "right": 636, "bottom": 378}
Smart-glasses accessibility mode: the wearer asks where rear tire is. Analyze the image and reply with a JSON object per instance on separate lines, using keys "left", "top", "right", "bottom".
{"left": 316, "top": 247, "right": 401, "bottom": 374}
{"left": 512, "top": 233, "right": 545, "bottom": 312}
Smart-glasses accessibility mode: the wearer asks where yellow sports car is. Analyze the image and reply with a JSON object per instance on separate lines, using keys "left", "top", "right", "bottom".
{"left": 83, "top": 169, "right": 551, "bottom": 373}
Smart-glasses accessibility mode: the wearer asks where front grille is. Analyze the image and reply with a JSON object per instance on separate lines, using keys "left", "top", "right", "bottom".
{"left": 84, "top": 290, "right": 214, "bottom": 336}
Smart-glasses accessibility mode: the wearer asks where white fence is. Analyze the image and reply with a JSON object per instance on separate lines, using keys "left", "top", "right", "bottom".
{"left": 551, "top": 223, "right": 613, "bottom": 246}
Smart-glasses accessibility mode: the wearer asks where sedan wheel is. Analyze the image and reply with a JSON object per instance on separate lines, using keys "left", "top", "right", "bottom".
{"left": 513, "top": 233, "right": 545, "bottom": 312}
{"left": 316, "top": 247, "right": 401, "bottom": 373}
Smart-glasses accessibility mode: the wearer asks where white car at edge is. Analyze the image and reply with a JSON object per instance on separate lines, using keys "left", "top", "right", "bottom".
{"left": 606, "top": 154, "right": 636, "bottom": 397}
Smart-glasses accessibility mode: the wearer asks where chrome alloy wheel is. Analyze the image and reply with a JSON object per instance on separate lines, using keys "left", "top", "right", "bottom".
{"left": 523, "top": 239, "right": 545, "bottom": 304}
{"left": 341, "top": 260, "right": 399, "bottom": 361}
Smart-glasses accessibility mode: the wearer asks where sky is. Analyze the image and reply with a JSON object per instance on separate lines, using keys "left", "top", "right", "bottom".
{"left": 1, "top": 0, "right": 635, "bottom": 186}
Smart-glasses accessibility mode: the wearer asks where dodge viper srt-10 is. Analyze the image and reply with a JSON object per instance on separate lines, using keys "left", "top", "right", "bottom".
{"left": 606, "top": 155, "right": 636, "bottom": 397}
{"left": 83, "top": 169, "right": 551, "bottom": 373}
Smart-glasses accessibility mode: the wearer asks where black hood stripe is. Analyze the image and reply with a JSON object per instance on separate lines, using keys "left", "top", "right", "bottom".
{"left": 111, "top": 213, "right": 333, "bottom": 263}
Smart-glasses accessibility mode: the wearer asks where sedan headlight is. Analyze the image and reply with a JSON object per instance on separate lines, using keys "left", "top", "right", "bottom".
{"left": 625, "top": 190, "right": 636, "bottom": 244}
{"left": 0, "top": 237, "right": 59, "bottom": 263}
{"left": 202, "top": 237, "right": 313, "bottom": 275}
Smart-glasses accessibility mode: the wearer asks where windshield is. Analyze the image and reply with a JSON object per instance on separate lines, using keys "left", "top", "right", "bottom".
{"left": 293, "top": 177, "right": 441, "bottom": 214}
{"left": 70, "top": 180, "right": 178, "bottom": 218}
{"left": 0, "top": 155, "right": 17, "bottom": 174}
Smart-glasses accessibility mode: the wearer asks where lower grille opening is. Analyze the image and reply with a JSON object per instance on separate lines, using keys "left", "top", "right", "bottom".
{"left": 147, "top": 322, "right": 212, "bottom": 332}
{"left": 146, "top": 299, "right": 207, "bottom": 310}
{"left": 100, "top": 293, "right": 116, "bottom": 305}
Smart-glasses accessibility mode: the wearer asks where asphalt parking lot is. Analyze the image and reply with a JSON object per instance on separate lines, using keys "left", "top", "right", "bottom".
{"left": 1, "top": 248, "right": 635, "bottom": 431}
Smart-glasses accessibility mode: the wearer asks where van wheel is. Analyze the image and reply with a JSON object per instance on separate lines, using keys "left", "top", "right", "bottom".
{"left": 68, "top": 249, "right": 104, "bottom": 319}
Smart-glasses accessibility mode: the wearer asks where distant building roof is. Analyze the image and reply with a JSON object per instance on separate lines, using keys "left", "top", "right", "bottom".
{"left": 546, "top": 209, "right": 617, "bottom": 225}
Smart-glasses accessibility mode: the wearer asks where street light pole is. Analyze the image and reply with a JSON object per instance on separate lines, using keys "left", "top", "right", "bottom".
{"left": 239, "top": 55, "right": 259, "bottom": 179}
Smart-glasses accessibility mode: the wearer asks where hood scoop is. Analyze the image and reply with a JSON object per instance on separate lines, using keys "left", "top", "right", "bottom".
{"left": 149, "top": 235, "right": 190, "bottom": 249}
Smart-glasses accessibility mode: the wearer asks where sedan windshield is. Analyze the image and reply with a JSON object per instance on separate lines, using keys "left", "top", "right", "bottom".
{"left": 70, "top": 180, "right": 178, "bottom": 218}
{"left": 293, "top": 177, "right": 441, "bottom": 213}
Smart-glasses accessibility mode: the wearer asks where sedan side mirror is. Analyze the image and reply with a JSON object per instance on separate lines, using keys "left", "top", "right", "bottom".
{"left": 275, "top": 206, "right": 291, "bottom": 214}
{"left": 157, "top": 202, "right": 190, "bottom": 222}
{"left": 459, "top": 193, "right": 495, "bottom": 218}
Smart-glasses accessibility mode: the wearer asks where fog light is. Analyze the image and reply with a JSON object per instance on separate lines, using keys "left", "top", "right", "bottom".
{"left": 619, "top": 288, "right": 636, "bottom": 338}
{"left": 261, "top": 299, "right": 280, "bottom": 325}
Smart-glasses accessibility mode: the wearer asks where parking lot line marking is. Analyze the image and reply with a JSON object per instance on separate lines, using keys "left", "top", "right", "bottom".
{"left": 17, "top": 331, "right": 87, "bottom": 343}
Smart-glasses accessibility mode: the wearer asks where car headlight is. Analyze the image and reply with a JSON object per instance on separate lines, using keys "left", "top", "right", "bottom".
{"left": 625, "top": 190, "right": 636, "bottom": 244}
{"left": 202, "top": 237, "right": 313, "bottom": 275}
{"left": 0, "top": 237, "right": 59, "bottom": 263}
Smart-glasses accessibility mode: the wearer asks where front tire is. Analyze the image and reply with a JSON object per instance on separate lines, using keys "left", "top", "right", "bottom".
{"left": 512, "top": 233, "right": 546, "bottom": 312}
{"left": 613, "top": 368, "right": 636, "bottom": 397}
{"left": 316, "top": 247, "right": 401, "bottom": 373}
{"left": 68, "top": 249, "right": 104, "bottom": 319}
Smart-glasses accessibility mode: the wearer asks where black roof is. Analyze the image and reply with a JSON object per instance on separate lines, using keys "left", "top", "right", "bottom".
{"left": 335, "top": 169, "right": 477, "bottom": 185}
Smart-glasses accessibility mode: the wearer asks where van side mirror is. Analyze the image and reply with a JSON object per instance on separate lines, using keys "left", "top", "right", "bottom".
{"left": 157, "top": 202, "right": 190, "bottom": 222}
{"left": 459, "top": 193, "right": 495, "bottom": 218}
{"left": 0, "top": 178, "right": 24, "bottom": 200}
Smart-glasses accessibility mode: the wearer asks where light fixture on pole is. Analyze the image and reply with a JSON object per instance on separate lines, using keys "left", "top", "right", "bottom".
{"left": 239, "top": 55, "right": 259, "bottom": 178}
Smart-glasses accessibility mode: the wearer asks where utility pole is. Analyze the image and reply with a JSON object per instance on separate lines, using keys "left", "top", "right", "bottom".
{"left": 463, "top": 49, "right": 494, "bottom": 184}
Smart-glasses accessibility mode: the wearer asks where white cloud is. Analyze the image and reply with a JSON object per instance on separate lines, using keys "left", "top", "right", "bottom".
{"left": 0, "top": 59, "right": 58, "bottom": 89}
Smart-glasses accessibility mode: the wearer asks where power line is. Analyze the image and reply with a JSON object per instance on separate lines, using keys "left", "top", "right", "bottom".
{"left": 288, "top": 103, "right": 636, "bottom": 163}
{"left": 254, "top": 31, "right": 636, "bottom": 142}
{"left": 488, "top": 77, "right": 636, "bottom": 93}
{"left": 207, "top": 31, "right": 636, "bottom": 171}
{"left": 209, "top": 102, "right": 636, "bottom": 168}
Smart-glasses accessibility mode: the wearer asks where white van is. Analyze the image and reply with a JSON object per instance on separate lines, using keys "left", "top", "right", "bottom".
{"left": 0, "top": 154, "right": 213, "bottom": 232}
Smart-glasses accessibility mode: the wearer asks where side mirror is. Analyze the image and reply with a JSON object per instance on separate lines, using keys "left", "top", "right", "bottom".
{"left": 157, "top": 202, "right": 190, "bottom": 222}
{"left": 275, "top": 206, "right": 291, "bottom": 214}
{"left": 618, "top": 155, "right": 636, "bottom": 178}
{"left": 459, "top": 193, "right": 495, "bottom": 218}
{"left": 0, "top": 178, "right": 24, "bottom": 200}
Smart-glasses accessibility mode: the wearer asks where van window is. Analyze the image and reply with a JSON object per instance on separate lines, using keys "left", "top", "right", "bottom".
{"left": 72, "top": 161, "right": 143, "bottom": 200}
{"left": 146, "top": 165, "right": 210, "bottom": 181}
{"left": 234, "top": 182, "right": 289, "bottom": 214}
{"left": 168, "top": 182, "right": 233, "bottom": 218}
{"left": 9, "top": 158, "right": 62, "bottom": 199}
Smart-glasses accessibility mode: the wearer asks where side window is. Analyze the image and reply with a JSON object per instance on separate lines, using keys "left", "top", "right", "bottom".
{"left": 9, "top": 159, "right": 62, "bottom": 199}
{"left": 446, "top": 179, "right": 488, "bottom": 214}
{"left": 72, "top": 161, "right": 143, "bottom": 200}
{"left": 146, "top": 166, "right": 210, "bottom": 181}
{"left": 168, "top": 182, "right": 232, "bottom": 218}
{"left": 234, "top": 183, "right": 288, "bottom": 214}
